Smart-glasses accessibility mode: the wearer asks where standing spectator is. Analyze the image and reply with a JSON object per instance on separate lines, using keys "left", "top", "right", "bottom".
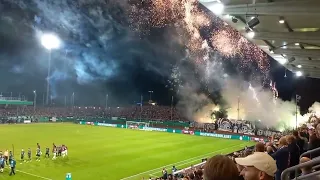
{"left": 293, "top": 130, "right": 304, "bottom": 154}
{"left": 204, "top": 155, "right": 239, "bottom": 180}
{"left": 309, "top": 124, "right": 320, "bottom": 158}
{"left": 235, "top": 152, "right": 276, "bottom": 180}
{"left": 287, "top": 135, "right": 301, "bottom": 179}
{"left": 271, "top": 137, "right": 290, "bottom": 180}
{"left": 287, "top": 135, "right": 300, "bottom": 167}
{"left": 299, "top": 131, "right": 309, "bottom": 152}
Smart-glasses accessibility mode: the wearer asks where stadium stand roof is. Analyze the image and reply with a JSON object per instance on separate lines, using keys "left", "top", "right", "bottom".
{"left": 0, "top": 97, "right": 33, "bottom": 105}
{"left": 200, "top": 0, "right": 320, "bottom": 78}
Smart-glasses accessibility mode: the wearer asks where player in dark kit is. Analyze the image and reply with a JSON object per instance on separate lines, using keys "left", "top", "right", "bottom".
{"left": 27, "top": 148, "right": 31, "bottom": 161}
{"left": 8, "top": 151, "right": 13, "bottom": 164}
{"left": 0, "top": 156, "right": 4, "bottom": 173}
{"left": 58, "top": 146, "right": 62, "bottom": 156}
{"left": 45, "top": 147, "right": 50, "bottom": 158}
{"left": 9, "top": 158, "right": 16, "bottom": 176}
{"left": 21, "top": 149, "right": 25, "bottom": 163}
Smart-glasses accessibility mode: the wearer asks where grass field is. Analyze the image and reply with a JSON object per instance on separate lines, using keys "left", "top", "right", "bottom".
{"left": 0, "top": 123, "right": 254, "bottom": 180}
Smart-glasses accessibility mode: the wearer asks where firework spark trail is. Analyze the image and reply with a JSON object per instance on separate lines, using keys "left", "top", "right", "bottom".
{"left": 211, "top": 28, "right": 270, "bottom": 74}
{"left": 127, "top": 0, "right": 270, "bottom": 72}
{"left": 128, "top": 0, "right": 270, "bottom": 90}
{"left": 249, "top": 83, "right": 260, "bottom": 105}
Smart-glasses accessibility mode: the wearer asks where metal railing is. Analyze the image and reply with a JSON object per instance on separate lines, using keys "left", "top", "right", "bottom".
{"left": 282, "top": 155, "right": 320, "bottom": 180}
{"left": 300, "top": 146, "right": 320, "bottom": 159}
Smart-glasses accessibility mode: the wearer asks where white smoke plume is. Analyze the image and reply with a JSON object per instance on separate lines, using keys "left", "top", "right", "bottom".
{"left": 175, "top": 41, "right": 318, "bottom": 131}
{"left": 220, "top": 78, "right": 311, "bottom": 130}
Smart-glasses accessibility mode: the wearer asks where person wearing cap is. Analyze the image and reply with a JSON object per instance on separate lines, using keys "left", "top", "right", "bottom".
{"left": 235, "top": 152, "right": 276, "bottom": 180}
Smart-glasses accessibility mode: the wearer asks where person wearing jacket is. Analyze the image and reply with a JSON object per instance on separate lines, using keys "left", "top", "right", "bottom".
{"left": 271, "top": 137, "right": 290, "bottom": 180}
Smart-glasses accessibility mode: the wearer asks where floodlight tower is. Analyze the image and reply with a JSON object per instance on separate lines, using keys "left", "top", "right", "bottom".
{"left": 41, "top": 33, "right": 61, "bottom": 105}
{"left": 33, "top": 90, "right": 37, "bottom": 112}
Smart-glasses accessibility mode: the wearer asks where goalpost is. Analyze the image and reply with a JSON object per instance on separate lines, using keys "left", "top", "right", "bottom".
{"left": 126, "top": 121, "right": 150, "bottom": 129}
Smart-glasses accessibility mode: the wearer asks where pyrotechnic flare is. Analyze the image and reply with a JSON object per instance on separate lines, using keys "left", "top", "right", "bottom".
{"left": 249, "top": 83, "right": 260, "bottom": 105}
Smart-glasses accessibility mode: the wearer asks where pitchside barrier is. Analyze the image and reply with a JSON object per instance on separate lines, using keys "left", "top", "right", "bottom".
{"left": 6, "top": 116, "right": 190, "bottom": 127}
{"left": 78, "top": 121, "right": 253, "bottom": 141}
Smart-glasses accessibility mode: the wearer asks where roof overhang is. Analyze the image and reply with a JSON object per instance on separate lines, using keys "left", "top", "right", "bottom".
{"left": 200, "top": 0, "right": 320, "bottom": 78}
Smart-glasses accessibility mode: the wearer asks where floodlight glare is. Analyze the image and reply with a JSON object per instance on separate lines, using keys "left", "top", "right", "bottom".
{"left": 210, "top": 2, "right": 224, "bottom": 15}
{"left": 295, "top": 71, "right": 303, "bottom": 77}
{"left": 247, "top": 31, "right": 255, "bottom": 39}
{"left": 279, "top": 17, "right": 285, "bottom": 24}
{"left": 297, "top": 65, "right": 302, "bottom": 68}
{"left": 41, "top": 33, "right": 61, "bottom": 50}
{"left": 279, "top": 58, "right": 288, "bottom": 65}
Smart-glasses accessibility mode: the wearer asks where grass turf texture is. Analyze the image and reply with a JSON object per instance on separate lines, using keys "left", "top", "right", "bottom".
{"left": 0, "top": 123, "right": 254, "bottom": 180}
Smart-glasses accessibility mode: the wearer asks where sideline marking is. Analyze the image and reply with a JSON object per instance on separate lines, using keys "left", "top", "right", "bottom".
{"left": 16, "top": 170, "right": 53, "bottom": 180}
{"left": 120, "top": 143, "right": 248, "bottom": 180}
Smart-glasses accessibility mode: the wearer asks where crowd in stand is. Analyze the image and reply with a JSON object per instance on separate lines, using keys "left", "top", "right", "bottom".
{"left": 150, "top": 123, "right": 320, "bottom": 180}
{"left": 0, "top": 105, "right": 187, "bottom": 121}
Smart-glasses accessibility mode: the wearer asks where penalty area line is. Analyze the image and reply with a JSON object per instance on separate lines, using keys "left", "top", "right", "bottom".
{"left": 16, "top": 170, "right": 53, "bottom": 180}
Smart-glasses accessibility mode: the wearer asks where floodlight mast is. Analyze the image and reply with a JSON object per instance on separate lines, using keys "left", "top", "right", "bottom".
{"left": 41, "top": 33, "right": 60, "bottom": 105}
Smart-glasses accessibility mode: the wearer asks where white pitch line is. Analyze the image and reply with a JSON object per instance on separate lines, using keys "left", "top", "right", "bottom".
{"left": 16, "top": 170, "right": 53, "bottom": 180}
{"left": 149, "top": 174, "right": 157, "bottom": 177}
{"left": 120, "top": 143, "right": 247, "bottom": 180}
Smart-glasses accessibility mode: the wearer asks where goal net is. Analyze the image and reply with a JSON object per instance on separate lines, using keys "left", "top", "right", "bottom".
{"left": 126, "top": 121, "right": 149, "bottom": 129}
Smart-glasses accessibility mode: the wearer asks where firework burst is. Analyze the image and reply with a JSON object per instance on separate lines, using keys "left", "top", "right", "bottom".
{"left": 127, "top": 0, "right": 270, "bottom": 76}
{"left": 211, "top": 27, "right": 270, "bottom": 75}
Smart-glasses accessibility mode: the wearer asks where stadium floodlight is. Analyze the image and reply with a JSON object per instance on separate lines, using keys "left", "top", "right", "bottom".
{"left": 279, "top": 17, "right": 285, "bottom": 24}
{"left": 41, "top": 33, "right": 61, "bottom": 105}
{"left": 278, "top": 58, "right": 287, "bottom": 65}
{"left": 247, "top": 31, "right": 255, "bottom": 39}
{"left": 41, "top": 33, "right": 61, "bottom": 50}
{"left": 210, "top": 2, "right": 224, "bottom": 15}
{"left": 295, "top": 71, "right": 303, "bottom": 77}
{"left": 297, "top": 65, "right": 302, "bottom": 68}
{"left": 33, "top": 90, "right": 37, "bottom": 111}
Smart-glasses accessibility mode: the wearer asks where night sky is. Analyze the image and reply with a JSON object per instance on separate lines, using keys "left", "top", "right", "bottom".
{"left": 0, "top": 0, "right": 319, "bottom": 114}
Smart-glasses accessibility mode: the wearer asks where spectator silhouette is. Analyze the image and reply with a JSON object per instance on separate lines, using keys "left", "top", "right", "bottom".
{"left": 271, "top": 136, "right": 290, "bottom": 180}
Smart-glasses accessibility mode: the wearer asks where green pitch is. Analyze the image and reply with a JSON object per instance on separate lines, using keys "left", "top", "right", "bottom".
{"left": 0, "top": 123, "right": 254, "bottom": 180}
